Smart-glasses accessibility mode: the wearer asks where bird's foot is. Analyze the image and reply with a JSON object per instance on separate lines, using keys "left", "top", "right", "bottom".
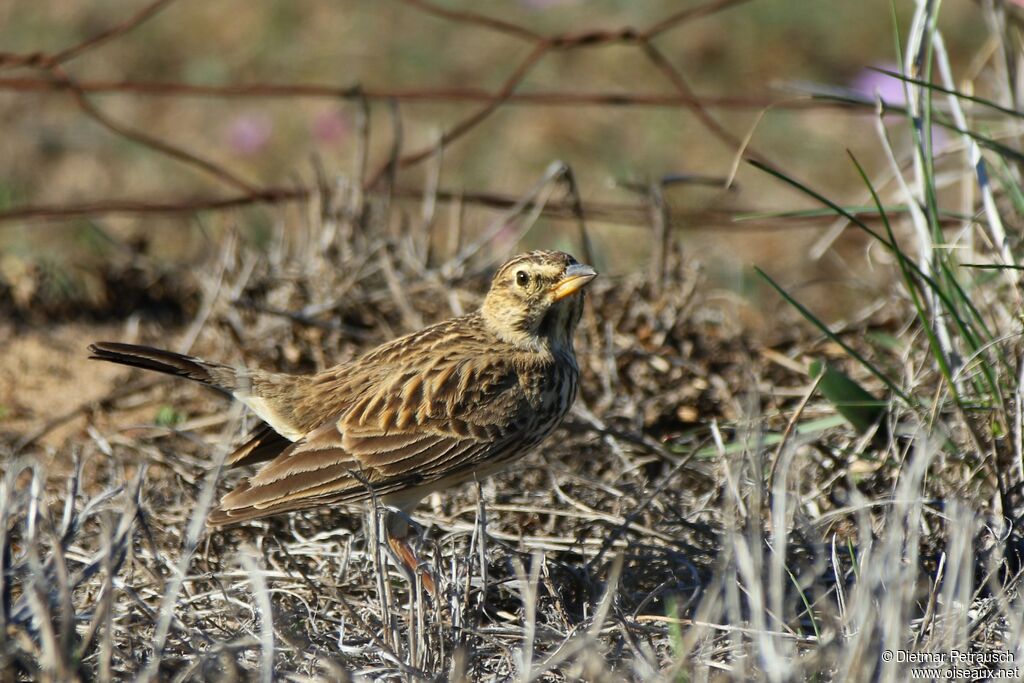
{"left": 378, "top": 507, "right": 437, "bottom": 596}
{"left": 386, "top": 534, "right": 437, "bottom": 596}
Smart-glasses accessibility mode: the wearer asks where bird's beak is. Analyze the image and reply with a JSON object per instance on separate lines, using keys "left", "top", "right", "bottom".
{"left": 551, "top": 263, "right": 598, "bottom": 301}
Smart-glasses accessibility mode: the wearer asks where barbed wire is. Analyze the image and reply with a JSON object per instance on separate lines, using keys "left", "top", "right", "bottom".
{"left": 0, "top": 0, "right": 870, "bottom": 228}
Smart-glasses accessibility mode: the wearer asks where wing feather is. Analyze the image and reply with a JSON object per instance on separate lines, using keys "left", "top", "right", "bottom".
{"left": 232, "top": 462, "right": 360, "bottom": 508}
{"left": 210, "top": 336, "right": 543, "bottom": 525}
{"left": 226, "top": 424, "right": 292, "bottom": 467}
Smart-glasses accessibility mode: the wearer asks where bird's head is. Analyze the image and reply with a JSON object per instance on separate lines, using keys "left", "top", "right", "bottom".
{"left": 481, "top": 250, "right": 597, "bottom": 350}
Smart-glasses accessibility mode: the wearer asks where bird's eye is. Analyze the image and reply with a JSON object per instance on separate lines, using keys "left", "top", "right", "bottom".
{"left": 515, "top": 270, "right": 529, "bottom": 287}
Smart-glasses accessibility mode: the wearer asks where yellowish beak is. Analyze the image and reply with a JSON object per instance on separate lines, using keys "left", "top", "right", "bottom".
{"left": 551, "top": 263, "right": 598, "bottom": 301}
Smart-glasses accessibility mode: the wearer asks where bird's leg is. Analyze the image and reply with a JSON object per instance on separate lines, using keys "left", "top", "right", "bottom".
{"left": 384, "top": 508, "right": 436, "bottom": 596}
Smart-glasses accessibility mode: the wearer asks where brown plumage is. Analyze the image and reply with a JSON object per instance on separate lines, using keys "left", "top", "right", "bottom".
{"left": 88, "top": 250, "right": 597, "bottom": 528}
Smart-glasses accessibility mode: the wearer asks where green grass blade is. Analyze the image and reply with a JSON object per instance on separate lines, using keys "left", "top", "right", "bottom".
{"left": 847, "top": 154, "right": 958, "bottom": 399}
{"left": 755, "top": 266, "right": 913, "bottom": 406}
{"left": 809, "top": 361, "right": 887, "bottom": 434}
{"left": 869, "top": 67, "right": 1024, "bottom": 120}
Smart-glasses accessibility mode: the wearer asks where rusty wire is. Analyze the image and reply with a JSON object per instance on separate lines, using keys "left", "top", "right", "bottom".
{"left": 0, "top": 0, "right": 851, "bottom": 227}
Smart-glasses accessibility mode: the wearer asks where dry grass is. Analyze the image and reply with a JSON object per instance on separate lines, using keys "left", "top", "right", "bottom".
{"left": 3, "top": 145, "right": 1022, "bottom": 681}
{"left": 3, "top": 2, "right": 1024, "bottom": 682}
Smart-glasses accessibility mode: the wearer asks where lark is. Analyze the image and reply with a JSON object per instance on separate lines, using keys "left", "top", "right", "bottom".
{"left": 89, "top": 250, "right": 596, "bottom": 590}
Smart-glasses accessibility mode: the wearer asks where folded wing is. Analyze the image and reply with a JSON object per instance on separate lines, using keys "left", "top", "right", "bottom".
{"left": 208, "top": 352, "right": 528, "bottom": 525}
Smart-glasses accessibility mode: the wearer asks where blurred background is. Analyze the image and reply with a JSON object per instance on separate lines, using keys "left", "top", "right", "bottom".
{"left": 0, "top": 0, "right": 996, "bottom": 322}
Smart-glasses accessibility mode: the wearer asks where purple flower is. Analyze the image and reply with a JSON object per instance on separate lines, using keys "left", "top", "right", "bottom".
{"left": 225, "top": 113, "right": 272, "bottom": 156}
{"left": 311, "top": 109, "right": 351, "bottom": 145}
{"left": 851, "top": 63, "right": 907, "bottom": 106}
{"left": 851, "top": 63, "right": 949, "bottom": 151}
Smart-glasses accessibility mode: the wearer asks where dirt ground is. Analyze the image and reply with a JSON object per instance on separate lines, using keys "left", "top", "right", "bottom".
{"left": 1, "top": 323, "right": 127, "bottom": 445}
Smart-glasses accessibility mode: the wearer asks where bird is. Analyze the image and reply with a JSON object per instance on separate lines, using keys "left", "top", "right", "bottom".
{"left": 88, "top": 250, "right": 597, "bottom": 592}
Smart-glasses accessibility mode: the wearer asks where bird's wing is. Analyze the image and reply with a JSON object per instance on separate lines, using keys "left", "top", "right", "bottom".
{"left": 226, "top": 423, "right": 293, "bottom": 467}
{"left": 208, "top": 352, "right": 531, "bottom": 525}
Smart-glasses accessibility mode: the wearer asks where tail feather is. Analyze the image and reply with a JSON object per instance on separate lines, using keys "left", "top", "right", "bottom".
{"left": 88, "top": 341, "right": 238, "bottom": 392}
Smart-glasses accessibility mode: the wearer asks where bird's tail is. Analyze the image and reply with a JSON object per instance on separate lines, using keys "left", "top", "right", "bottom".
{"left": 88, "top": 341, "right": 239, "bottom": 392}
